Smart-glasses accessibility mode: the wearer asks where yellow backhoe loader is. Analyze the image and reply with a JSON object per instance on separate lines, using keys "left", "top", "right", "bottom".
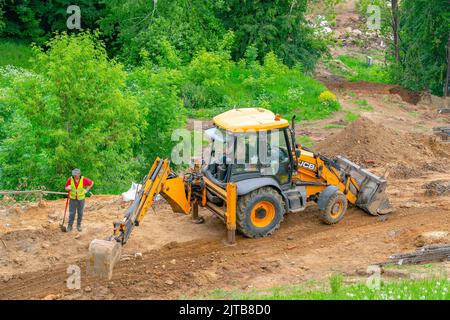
{"left": 87, "top": 108, "right": 393, "bottom": 279}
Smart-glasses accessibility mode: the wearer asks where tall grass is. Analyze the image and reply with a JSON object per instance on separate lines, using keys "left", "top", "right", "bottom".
{"left": 207, "top": 277, "right": 450, "bottom": 300}
{"left": 337, "top": 55, "right": 392, "bottom": 84}
{"left": 326, "top": 55, "right": 392, "bottom": 84}
{"left": 0, "top": 39, "right": 33, "bottom": 69}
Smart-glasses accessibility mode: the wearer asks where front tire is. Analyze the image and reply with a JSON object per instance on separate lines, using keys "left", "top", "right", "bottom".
{"left": 319, "top": 192, "right": 347, "bottom": 225}
{"left": 237, "top": 187, "right": 284, "bottom": 238}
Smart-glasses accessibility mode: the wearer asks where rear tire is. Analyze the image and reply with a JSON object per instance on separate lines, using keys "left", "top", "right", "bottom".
{"left": 319, "top": 192, "right": 347, "bottom": 225}
{"left": 237, "top": 187, "right": 284, "bottom": 238}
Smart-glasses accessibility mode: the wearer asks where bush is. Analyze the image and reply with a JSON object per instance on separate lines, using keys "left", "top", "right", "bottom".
{"left": 0, "top": 65, "right": 35, "bottom": 141}
{"left": 319, "top": 90, "right": 337, "bottom": 104}
{"left": 319, "top": 90, "right": 340, "bottom": 113}
{"left": 181, "top": 50, "right": 339, "bottom": 120}
{"left": 127, "top": 65, "right": 186, "bottom": 174}
{"left": 181, "top": 50, "right": 233, "bottom": 110}
{"left": 0, "top": 32, "right": 143, "bottom": 193}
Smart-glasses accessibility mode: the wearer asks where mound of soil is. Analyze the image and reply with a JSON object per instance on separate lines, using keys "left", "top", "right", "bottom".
{"left": 390, "top": 163, "right": 419, "bottom": 179}
{"left": 314, "top": 117, "right": 449, "bottom": 166}
{"left": 320, "top": 78, "right": 421, "bottom": 105}
{"left": 423, "top": 180, "right": 450, "bottom": 197}
{"left": 388, "top": 87, "right": 422, "bottom": 105}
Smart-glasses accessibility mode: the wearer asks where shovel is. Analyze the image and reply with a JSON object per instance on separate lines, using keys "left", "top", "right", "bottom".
{"left": 60, "top": 191, "right": 70, "bottom": 232}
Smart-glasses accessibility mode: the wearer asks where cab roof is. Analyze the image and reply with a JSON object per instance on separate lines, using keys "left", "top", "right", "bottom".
{"left": 212, "top": 108, "right": 289, "bottom": 132}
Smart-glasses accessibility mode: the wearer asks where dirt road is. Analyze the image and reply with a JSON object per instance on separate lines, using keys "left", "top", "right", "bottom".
{"left": 1, "top": 202, "right": 449, "bottom": 299}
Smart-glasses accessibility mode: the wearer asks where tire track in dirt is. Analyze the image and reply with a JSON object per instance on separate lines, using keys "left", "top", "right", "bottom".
{"left": 2, "top": 203, "right": 448, "bottom": 299}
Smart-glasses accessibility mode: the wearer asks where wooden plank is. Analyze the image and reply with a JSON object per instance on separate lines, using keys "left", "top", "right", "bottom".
{"left": 384, "top": 244, "right": 450, "bottom": 265}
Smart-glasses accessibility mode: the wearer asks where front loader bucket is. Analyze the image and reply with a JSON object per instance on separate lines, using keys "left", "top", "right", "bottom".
{"left": 87, "top": 239, "right": 122, "bottom": 280}
{"left": 334, "top": 156, "right": 394, "bottom": 216}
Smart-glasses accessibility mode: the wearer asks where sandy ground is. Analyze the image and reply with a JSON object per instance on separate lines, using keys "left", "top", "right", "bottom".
{"left": 0, "top": 0, "right": 449, "bottom": 300}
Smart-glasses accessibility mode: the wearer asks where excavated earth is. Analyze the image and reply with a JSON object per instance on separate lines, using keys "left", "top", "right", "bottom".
{"left": 0, "top": 91, "right": 449, "bottom": 299}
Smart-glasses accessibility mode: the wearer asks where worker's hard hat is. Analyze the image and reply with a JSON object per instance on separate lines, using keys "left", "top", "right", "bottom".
{"left": 72, "top": 168, "right": 81, "bottom": 176}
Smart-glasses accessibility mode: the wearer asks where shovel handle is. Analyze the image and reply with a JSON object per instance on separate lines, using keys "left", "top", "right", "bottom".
{"left": 62, "top": 191, "right": 70, "bottom": 224}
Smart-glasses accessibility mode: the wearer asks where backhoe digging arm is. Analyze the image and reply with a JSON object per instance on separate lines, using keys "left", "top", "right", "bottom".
{"left": 111, "top": 158, "right": 172, "bottom": 245}
{"left": 87, "top": 158, "right": 191, "bottom": 279}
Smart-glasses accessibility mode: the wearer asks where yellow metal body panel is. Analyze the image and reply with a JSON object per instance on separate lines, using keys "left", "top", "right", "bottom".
{"left": 201, "top": 187, "right": 207, "bottom": 207}
{"left": 136, "top": 159, "right": 171, "bottom": 223}
{"left": 213, "top": 108, "right": 289, "bottom": 132}
{"left": 113, "top": 157, "right": 168, "bottom": 237}
{"left": 161, "top": 176, "right": 191, "bottom": 214}
{"left": 293, "top": 149, "right": 359, "bottom": 205}
{"left": 225, "top": 183, "right": 237, "bottom": 231}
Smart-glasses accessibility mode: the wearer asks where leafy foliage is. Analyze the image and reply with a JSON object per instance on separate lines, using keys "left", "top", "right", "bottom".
{"left": 1, "top": 1, "right": 330, "bottom": 72}
{"left": 319, "top": 90, "right": 339, "bottom": 110}
{"left": 393, "top": 0, "right": 449, "bottom": 95}
{"left": 100, "top": 0, "right": 226, "bottom": 66}
{"left": 219, "top": 0, "right": 328, "bottom": 71}
{"left": 0, "top": 66, "right": 35, "bottom": 141}
{"left": 0, "top": 32, "right": 142, "bottom": 193}
{"left": 0, "top": 2, "right": 4, "bottom": 33}
{"left": 0, "top": 38, "right": 33, "bottom": 68}
{"left": 127, "top": 64, "right": 186, "bottom": 175}
{"left": 0, "top": 0, "right": 105, "bottom": 43}
{"left": 338, "top": 55, "right": 392, "bottom": 84}
{"left": 180, "top": 50, "right": 339, "bottom": 120}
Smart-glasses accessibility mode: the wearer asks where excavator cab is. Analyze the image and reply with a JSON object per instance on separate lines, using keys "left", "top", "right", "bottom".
{"left": 203, "top": 125, "right": 294, "bottom": 188}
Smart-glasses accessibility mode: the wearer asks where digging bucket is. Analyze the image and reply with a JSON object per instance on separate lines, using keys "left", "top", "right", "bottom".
{"left": 334, "top": 156, "right": 394, "bottom": 215}
{"left": 87, "top": 239, "right": 122, "bottom": 280}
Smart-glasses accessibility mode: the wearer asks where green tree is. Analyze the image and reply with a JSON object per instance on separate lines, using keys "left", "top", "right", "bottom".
{"left": 0, "top": 0, "right": 105, "bottom": 43}
{"left": 0, "top": 66, "right": 35, "bottom": 142}
{"left": 394, "top": 0, "right": 449, "bottom": 95}
{"left": 0, "top": 1, "right": 5, "bottom": 33}
{"left": 0, "top": 32, "right": 142, "bottom": 193}
{"left": 127, "top": 63, "right": 187, "bottom": 174}
{"left": 100, "top": 0, "right": 226, "bottom": 66}
{"left": 219, "top": 0, "right": 328, "bottom": 71}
